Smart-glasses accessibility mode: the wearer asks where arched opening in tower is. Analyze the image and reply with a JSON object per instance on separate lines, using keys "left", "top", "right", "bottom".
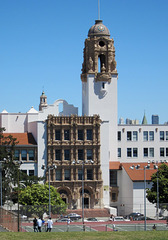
{"left": 98, "top": 54, "right": 106, "bottom": 73}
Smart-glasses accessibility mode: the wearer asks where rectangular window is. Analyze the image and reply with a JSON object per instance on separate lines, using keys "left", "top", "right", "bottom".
{"left": 144, "top": 148, "right": 148, "bottom": 157}
{"left": 127, "top": 132, "right": 132, "bottom": 141}
{"left": 78, "top": 130, "right": 84, "bottom": 140}
{"left": 118, "top": 148, "right": 121, "bottom": 158}
{"left": 110, "top": 170, "right": 117, "bottom": 186}
{"left": 87, "top": 169, "right": 93, "bottom": 180}
{"left": 55, "top": 150, "right": 61, "bottom": 160}
{"left": 166, "top": 148, "right": 168, "bottom": 157}
{"left": 78, "top": 169, "right": 83, "bottom": 180}
{"left": 56, "top": 169, "right": 62, "bottom": 181}
{"left": 87, "top": 129, "right": 92, "bottom": 140}
{"left": 166, "top": 131, "right": 168, "bottom": 141}
{"left": 78, "top": 149, "right": 83, "bottom": 160}
{"left": 21, "top": 150, "right": 27, "bottom": 161}
{"left": 87, "top": 149, "right": 92, "bottom": 160}
{"left": 21, "top": 170, "right": 27, "bottom": 175}
{"left": 149, "top": 131, "right": 154, "bottom": 141}
{"left": 133, "top": 148, "right": 138, "bottom": 157}
{"left": 160, "top": 148, "right": 164, "bottom": 157}
{"left": 143, "top": 131, "right": 148, "bottom": 141}
{"left": 118, "top": 131, "right": 121, "bottom": 141}
{"left": 28, "top": 150, "right": 35, "bottom": 161}
{"left": 29, "top": 170, "right": 34, "bottom": 176}
{"left": 64, "top": 149, "right": 70, "bottom": 160}
{"left": 55, "top": 130, "right": 61, "bottom": 140}
{"left": 127, "top": 148, "right": 132, "bottom": 157}
{"left": 64, "top": 130, "right": 70, "bottom": 140}
{"left": 149, "top": 148, "right": 154, "bottom": 157}
{"left": 64, "top": 169, "right": 70, "bottom": 180}
{"left": 14, "top": 150, "right": 19, "bottom": 160}
{"left": 133, "top": 131, "right": 138, "bottom": 141}
{"left": 112, "top": 193, "right": 116, "bottom": 201}
{"left": 160, "top": 131, "right": 164, "bottom": 141}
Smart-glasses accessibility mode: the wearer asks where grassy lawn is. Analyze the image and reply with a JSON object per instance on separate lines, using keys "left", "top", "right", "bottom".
{"left": 0, "top": 231, "right": 168, "bottom": 240}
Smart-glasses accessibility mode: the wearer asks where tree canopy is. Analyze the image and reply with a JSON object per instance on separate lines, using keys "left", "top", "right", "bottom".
{"left": 146, "top": 163, "right": 168, "bottom": 211}
{"left": 19, "top": 183, "right": 67, "bottom": 217}
{"left": 0, "top": 127, "right": 19, "bottom": 204}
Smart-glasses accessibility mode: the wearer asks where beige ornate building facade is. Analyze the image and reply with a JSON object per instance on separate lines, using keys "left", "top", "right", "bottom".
{"left": 46, "top": 114, "right": 103, "bottom": 209}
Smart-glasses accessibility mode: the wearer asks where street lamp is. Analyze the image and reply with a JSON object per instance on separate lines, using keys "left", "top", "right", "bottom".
{"left": 130, "top": 163, "right": 150, "bottom": 231}
{"left": 130, "top": 162, "right": 159, "bottom": 231}
{"left": 72, "top": 159, "right": 94, "bottom": 231}
{"left": 42, "top": 164, "right": 57, "bottom": 218}
{"left": 14, "top": 160, "right": 22, "bottom": 232}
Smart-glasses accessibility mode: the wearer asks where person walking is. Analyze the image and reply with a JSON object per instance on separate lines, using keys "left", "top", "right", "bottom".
{"left": 46, "top": 217, "right": 53, "bottom": 232}
{"left": 33, "top": 217, "right": 38, "bottom": 232}
{"left": 37, "top": 217, "right": 42, "bottom": 232}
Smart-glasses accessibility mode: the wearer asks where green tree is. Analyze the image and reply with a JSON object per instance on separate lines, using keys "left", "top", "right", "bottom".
{"left": 146, "top": 163, "right": 168, "bottom": 211}
{"left": 19, "top": 183, "right": 67, "bottom": 217}
{"left": 0, "top": 127, "right": 19, "bottom": 204}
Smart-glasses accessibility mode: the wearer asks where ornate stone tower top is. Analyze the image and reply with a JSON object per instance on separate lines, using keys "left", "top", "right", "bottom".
{"left": 39, "top": 91, "right": 48, "bottom": 111}
{"left": 81, "top": 20, "right": 117, "bottom": 82}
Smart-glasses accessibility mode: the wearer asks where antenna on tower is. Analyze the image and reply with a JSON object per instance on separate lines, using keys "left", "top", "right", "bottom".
{"left": 98, "top": 0, "right": 100, "bottom": 20}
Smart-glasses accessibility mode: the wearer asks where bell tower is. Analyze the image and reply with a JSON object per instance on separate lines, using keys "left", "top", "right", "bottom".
{"left": 39, "top": 91, "right": 48, "bottom": 111}
{"left": 81, "top": 20, "right": 118, "bottom": 207}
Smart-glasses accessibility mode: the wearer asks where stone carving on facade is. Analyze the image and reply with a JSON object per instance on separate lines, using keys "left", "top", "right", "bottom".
{"left": 88, "top": 57, "right": 94, "bottom": 73}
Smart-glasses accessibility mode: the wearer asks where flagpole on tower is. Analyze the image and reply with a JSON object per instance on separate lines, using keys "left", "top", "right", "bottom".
{"left": 98, "top": 0, "right": 100, "bottom": 20}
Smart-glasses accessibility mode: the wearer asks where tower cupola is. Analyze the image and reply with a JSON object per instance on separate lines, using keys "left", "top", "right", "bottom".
{"left": 81, "top": 20, "right": 117, "bottom": 83}
{"left": 39, "top": 91, "right": 48, "bottom": 111}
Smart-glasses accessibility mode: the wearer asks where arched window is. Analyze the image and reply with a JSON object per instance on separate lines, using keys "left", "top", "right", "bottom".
{"left": 98, "top": 54, "right": 106, "bottom": 72}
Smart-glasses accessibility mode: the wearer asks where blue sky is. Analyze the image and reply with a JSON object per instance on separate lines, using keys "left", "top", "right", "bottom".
{"left": 0, "top": 0, "right": 168, "bottom": 124}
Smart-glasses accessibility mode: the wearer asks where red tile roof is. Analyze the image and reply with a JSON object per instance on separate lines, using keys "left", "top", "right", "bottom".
{"left": 122, "top": 162, "right": 168, "bottom": 181}
{"left": 109, "top": 161, "right": 122, "bottom": 170}
{"left": 1, "top": 132, "right": 37, "bottom": 146}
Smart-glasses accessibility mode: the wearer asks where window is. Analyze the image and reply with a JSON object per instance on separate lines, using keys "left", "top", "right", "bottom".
{"left": 87, "top": 169, "right": 93, "bottom": 180}
{"left": 56, "top": 169, "right": 62, "bottom": 181}
{"left": 78, "top": 169, "right": 83, "bottom": 180}
{"left": 166, "top": 132, "right": 168, "bottom": 141}
{"left": 64, "top": 130, "right": 70, "bottom": 140}
{"left": 29, "top": 170, "right": 34, "bottom": 176}
{"left": 144, "top": 148, "right": 148, "bottom": 157}
{"left": 166, "top": 148, "right": 168, "bottom": 157}
{"left": 21, "top": 150, "right": 27, "bottom": 161}
{"left": 64, "top": 149, "right": 70, "bottom": 160}
{"left": 127, "top": 148, "right": 132, "bottom": 157}
{"left": 78, "top": 130, "right": 84, "bottom": 140}
{"left": 55, "top": 150, "right": 61, "bottom": 160}
{"left": 14, "top": 150, "right": 19, "bottom": 160}
{"left": 55, "top": 130, "right": 61, "bottom": 140}
{"left": 110, "top": 170, "right": 117, "bottom": 186}
{"left": 87, "top": 129, "right": 92, "bottom": 140}
{"left": 78, "top": 149, "right": 83, "bottom": 160}
{"left": 133, "top": 148, "right": 138, "bottom": 157}
{"left": 160, "top": 148, "right": 164, "bottom": 157}
{"left": 64, "top": 169, "right": 70, "bottom": 180}
{"left": 112, "top": 193, "right": 116, "bottom": 201}
{"left": 87, "top": 149, "right": 92, "bottom": 160}
{"left": 127, "top": 132, "right": 132, "bottom": 141}
{"left": 118, "top": 131, "right": 121, "bottom": 141}
{"left": 21, "top": 170, "right": 27, "bottom": 175}
{"left": 28, "top": 150, "right": 35, "bottom": 161}
{"left": 143, "top": 131, "right": 148, "bottom": 141}
{"left": 149, "top": 131, "right": 154, "bottom": 141}
{"left": 160, "top": 131, "right": 164, "bottom": 141}
{"left": 149, "top": 148, "right": 154, "bottom": 157}
{"left": 133, "top": 131, "right": 138, "bottom": 141}
{"left": 118, "top": 148, "right": 121, "bottom": 158}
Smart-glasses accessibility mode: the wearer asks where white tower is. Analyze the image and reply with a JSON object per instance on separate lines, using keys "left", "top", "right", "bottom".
{"left": 81, "top": 20, "right": 118, "bottom": 206}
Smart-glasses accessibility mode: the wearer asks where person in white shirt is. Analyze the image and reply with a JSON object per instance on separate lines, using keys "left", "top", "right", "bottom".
{"left": 46, "top": 217, "right": 53, "bottom": 232}
{"left": 37, "top": 218, "right": 42, "bottom": 232}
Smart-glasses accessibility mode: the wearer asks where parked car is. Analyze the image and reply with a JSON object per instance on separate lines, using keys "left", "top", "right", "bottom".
{"left": 57, "top": 218, "right": 73, "bottom": 222}
{"left": 85, "top": 217, "right": 98, "bottom": 222}
{"left": 64, "top": 213, "right": 81, "bottom": 220}
{"left": 128, "top": 212, "right": 143, "bottom": 220}
{"left": 113, "top": 216, "right": 125, "bottom": 221}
